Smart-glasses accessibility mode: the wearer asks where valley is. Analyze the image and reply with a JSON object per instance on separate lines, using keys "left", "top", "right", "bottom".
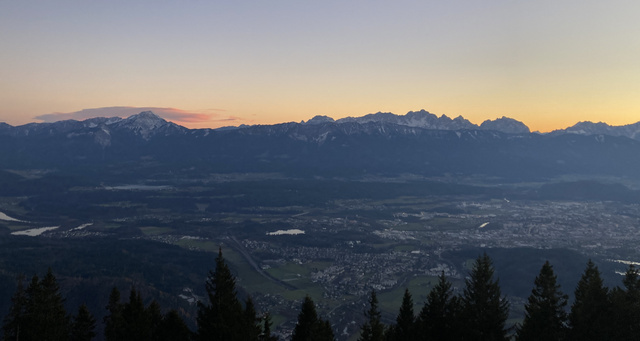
{"left": 1, "top": 175, "right": 637, "bottom": 340}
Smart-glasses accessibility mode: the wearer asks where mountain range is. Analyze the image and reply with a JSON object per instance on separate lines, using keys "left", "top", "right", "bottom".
{"left": 1, "top": 110, "right": 640, "bottom": 182}
{"left": 301, "top": 110, "right": 530, "bottom": 134}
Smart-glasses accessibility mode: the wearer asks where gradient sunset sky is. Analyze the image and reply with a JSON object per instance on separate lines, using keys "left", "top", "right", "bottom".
{"left": 2, "top": 1, "right": 640, "bottom": 132}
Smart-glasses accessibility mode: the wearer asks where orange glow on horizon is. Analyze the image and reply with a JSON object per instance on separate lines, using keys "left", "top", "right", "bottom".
{"left": 169, "top": 108, "right": 640, "bottom": 133}
{"left": 2, "top": 103, "right": 639, "bottom": 133}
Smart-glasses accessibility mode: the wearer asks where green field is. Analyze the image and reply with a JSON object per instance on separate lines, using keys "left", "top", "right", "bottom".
{"left": 140, "top": 226, "right": 174, "bottom": 235}
{"left": 377, "top": 275, "right": 439, "bottom": 313}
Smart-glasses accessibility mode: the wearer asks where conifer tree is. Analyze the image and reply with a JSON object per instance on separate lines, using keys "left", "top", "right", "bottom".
{"left": 104, "top": 287, "right": 125, "bottom": 341}
{"left": 197, "top": 247, "right": 245, "bottom": 341}
{"left": 610, "top": 265, "right": 640, "bottom": 340}
{"left": 70, "top": 304, "right": 97, "bottom": 341}
{"left": 23, "top": 269, "right": 71, "bottom": 341}
{"left": 22, "top": 274, "right": 44, "bottom": 340}
{"left": 147, "top": 300, "right": 163, "bottom": 341}
{"left": 2, "top": 275, "right": 26, "bottom": 341}
{"left": 461, "top": 253, "right": 509, "bottom": 341}
{"left": 262, "top": 312, "right": 279, "bottom": 341}
{"left": 568, "top": 260, "right": 611, "bottom": 341}
{"left": 292, "top": 295, "right": 334, "bottom": 341}
{"left": 157, "top": 309, "right": 192, "bottom": 341}
{"left": 292, "top": 296, "right": 320, "bottom": 341}
{"left": 312, "top": 320, "right": 335, "bottom": 341}
{"left": 417, "top": 272, "right": 461, "bottom": 341}
{"left": 242, "top": 296, "right": 262, "bottom": 340}
{"left": 383, "top": 324, "right": 396, "bottom": 340}
{"left": 390, "top": 289, "right": 415, "bottom": 341}
{"left": 121, "top": 287, "right": 151, "bottom": 341}
{"left": 516, "top": 261, "right": 567, "bottom": 341}
{"left": 358, "top": 290, "right": 385, "bottom": 341}
{"left": 4, "top": 271, "right": 71, "bottom": 341}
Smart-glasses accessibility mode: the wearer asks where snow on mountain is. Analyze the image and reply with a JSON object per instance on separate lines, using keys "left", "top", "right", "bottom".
{"left": 112, "top": 111, "right": 167, "bottom": 138}
{"left": 312, "top": 110, "right": 524, "bottom": 133}
{"left": 120, "top": 111, "right": 166, "bottom": 129}
{"left": 332, "top": 110, "right": 475, "bottom": 130}
{"left": 480, "top": 117, "right": 530, "bottom": 134}
{"left": 552, "top": 121, "right": 640, "bottom": 141}
{"left": 83, "top": 116, "right": 123, "bottom": 128}
{"left": 0, "top": 111, "right": 189, "bottom": 144}
{"left": 108, "top": 111, "right": 187, "bottom": 139}
{"left": 3, "top": 110, "right": 640, "bottom": 181}
{"left": 0, "top": 110, "right": 531, "bottom": 136}
{"left": 335, "top": 110, "right": 478, "bottom": 130}
{"left": 7, "top": 109, "right": 640, "bottom": 143}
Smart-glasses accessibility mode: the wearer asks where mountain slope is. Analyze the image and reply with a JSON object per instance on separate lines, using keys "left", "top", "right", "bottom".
{"left": 1, "top": 111, "right": 640, "bottom": 182}
{"left": 552, "top": 121, "right": 640, "bottom": 141}
{"left": 306, "top": 110, "right": 530, "bottom": 134}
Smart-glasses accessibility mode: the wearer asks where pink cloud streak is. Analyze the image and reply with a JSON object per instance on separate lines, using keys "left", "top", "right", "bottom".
{"left": 34, "top": 106, "right": 243, "bottom": 128}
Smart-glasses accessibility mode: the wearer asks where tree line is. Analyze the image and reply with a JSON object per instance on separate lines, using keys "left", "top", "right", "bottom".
{"left": 359, "top": 253, "right": 509, "bottom": 341}
{"left": 1, "top": 248, "right": 313, "bottom": 341}
{"left": 359, "top": 254, "right": 640, "bottom": 341}
{"left": 3, "top": 250, "right": 639, "bottom": 340}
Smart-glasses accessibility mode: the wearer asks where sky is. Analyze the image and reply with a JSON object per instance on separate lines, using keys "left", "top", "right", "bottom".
{"left": 1, "top": 1, "right": 640, "bottom": 132}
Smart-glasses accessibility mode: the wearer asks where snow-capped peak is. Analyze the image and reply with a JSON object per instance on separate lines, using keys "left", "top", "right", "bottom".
{"left": 123, "top": 111, "right": 166, "bottom": 128}
{"left": 113, "top": 111, "right": 172, "bottom": 139}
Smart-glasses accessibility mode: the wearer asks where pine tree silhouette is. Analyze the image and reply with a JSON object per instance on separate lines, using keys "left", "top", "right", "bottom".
{"left": 568, "top": 260, "right": 611, "bottom": 341}
{"left": 71, "top": 304, "right": 97, "bottom": 341}
{"left": 417, "top": 272, "right": 462, "bottom": 341}
{"left": 461, "top": 253, "right": 509, "bottom": 341}
{"left": 516, "top": 261, "right": 567, "bottom": 341}
{"left": 197, "top": 247, "right": 247, "bottom": 341}
{"left": 358, "top": 290, "right": 385, "bottom": 341}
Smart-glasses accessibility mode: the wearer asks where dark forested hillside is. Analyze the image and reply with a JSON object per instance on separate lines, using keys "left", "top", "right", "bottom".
{"left": 2, "top": 112, "right": 640, "bottom": 181}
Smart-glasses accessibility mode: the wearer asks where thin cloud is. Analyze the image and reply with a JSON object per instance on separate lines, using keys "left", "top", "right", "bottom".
{"left": 213, "top": 116, "right": 244, "bottom": 122}
{"left": 34, "top": 106, "right": 244, "bottom": 128}
{"left": 154, "top": 108, "right": 211, "bottom": 123}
